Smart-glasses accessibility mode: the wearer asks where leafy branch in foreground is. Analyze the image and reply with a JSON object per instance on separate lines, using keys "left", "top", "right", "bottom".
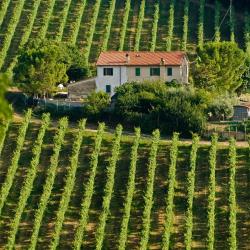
{"left": 95, "top": 124, "right": 123, "bottom": 250}
{"left": 50, "top": 119, "right": 86, "bottom": 250}
{"left": 207, "top": 134, "right": 218, "bottom": 250}
{"left": 162, "top": 133, "right": 179, "bottom": 250}
{"left": 184, "top": 134, "right": 200, "bottom": 250}
{"left": 29, "top": 117, "right": 68, "bottom": 250}
{"left": 118, "top": 128, "right": 141, "bottom": 250}
{"left": 139, "top": 129, "right": 160, "bottom": 250}
{"left": 73, "top": 123, "right": 105, "bottom": 250}
{"left": 6, "top": 113, "right": 50, "bottom": 250}
{"left": 0, "top": 109, "right": 32, "bottom": 216}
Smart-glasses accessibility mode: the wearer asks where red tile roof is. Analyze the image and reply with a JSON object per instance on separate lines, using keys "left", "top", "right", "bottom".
{"left": 96, "top": 51, "right": 187, "bottom": 66}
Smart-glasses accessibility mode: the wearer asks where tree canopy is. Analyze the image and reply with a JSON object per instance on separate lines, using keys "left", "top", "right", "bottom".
{"left": 0, "top": 74, "right": 12, "bottom": 121}
{"left": 13, "top": 40, "right": 86, "bottom": 96}
{"left": 193, "top": 41, "right": 247, "bottom": 93}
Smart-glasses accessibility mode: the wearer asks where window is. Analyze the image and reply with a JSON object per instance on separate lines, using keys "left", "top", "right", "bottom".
{"left": 106, "top": 85, "right": 111, "bottom": 93}
{"left": 150, "top": 67, "right": 160, "bottom": 76}
{"left": 103, "top": 68, "right": 113, "bottom": 76}
{"left": 135, "top": 67, "right": 141, "bottom": 76}
{"left": 167, "top": 67, "right": 173, "bottom": 76}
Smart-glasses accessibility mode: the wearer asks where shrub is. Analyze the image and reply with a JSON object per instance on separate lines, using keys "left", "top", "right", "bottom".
{"left": 114, "top": 82, "right": 207, "bottom": 135}
{"left": 83, "top": 91, "right": 111, "bottom": 120}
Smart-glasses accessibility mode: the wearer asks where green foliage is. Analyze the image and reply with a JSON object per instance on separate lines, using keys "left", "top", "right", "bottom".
{"left": 54, "top": 0, "right": 73, "bottom": 41}
{"left": 139, "top": 129, "right": 160, "bottom": 249}
{"left": 207, "top": 133, "right": 218, "bottom": 250}
{"left": 194, "top": 41, "right": 247, "bottom": 93}
{"left": 0, "top": 0, "right": 11, "bottom": 27}
{"left": 244, "top": 11, "right": 250, "bottom": 54}
{"left": 206, "top": 93, "right": 237, "bottom": 120}
{"left": 228, "top": 137, "right": 237, "bottom": 250}
{"left": 67, "top": 0, "right": 87, "bottom": 45}
{"left": 6, "top": 113, "right": 50, "bottom": 250}
{"left": 214, "top": 0, "right": 221, "bottom": 42}
{"left": 0, "top": 0, "right": 26, "bottom": 70}
{"left": 50, "top": 119, "right": 86, "bottom": 250}
{"left": 184, "top": 134, "right": 199, "bottom": 250}
{"left": 29, "top": 117, "right": 68, "bottom": 250}
{"left": 38, "top": 0, "right": 57, "bottom": 39}
{"left": 119, "top": 0, "right": 131, "bottom": 51}
{"left": 0, "top": 109, "right": 32, "bottom": 216}
{"left": 0, "top": 74, "right": 12, "bottom": 121}
{"left": 84, "top": 0, "right": 102, "bottom": 67}
{"left": 166, "top": 0, "right": 175, "bottom": 51}
{"left": 162, "top": 133, "right": 179, "bottom": 250}
{"left": 14, "top": 40, "right": 85, "bottom": 95}
{"left": 118, "top": 128, "right": 141, "bottom": 250}
{"left": 181, "top": 0, "right": 189, "bottom": 51}
{"left": 7, "top": 0, "right": 43, "bottom": 73}
{"left": 230, "top": 6, "right": 235, "bottom": 42}
{"left": 101, "top": 0, "right": 116, "bottom": 51}
{"left": 150, "top": 1, "right": 159, "bottom": 52}
{"left": 73, "top": 123, "right": 105, "bottom": 250}
{"left": 198, "top": 0, "right": 205, "bottom": 48}
{"left": 0, "top": 120, "right": 10, "bottom": 158}
{"left": 95, "top": 124, "right": 123, "bottom": 250}
{"left": 134, "top": 0, "right": 146, "bottom": 51}
{"left": 114, "top": 82, "right": 207, "bottom": 135}
{"left": 84, "top": 91, "right": 111, "bottom": 119}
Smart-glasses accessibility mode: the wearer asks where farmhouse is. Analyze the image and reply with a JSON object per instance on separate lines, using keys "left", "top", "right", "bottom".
{"left": 96, "top": 51, "right": 189, "bottom": 95}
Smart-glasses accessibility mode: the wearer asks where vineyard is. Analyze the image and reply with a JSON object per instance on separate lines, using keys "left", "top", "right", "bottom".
{"left": 0, "top": 113, "right": 249, "bottom": 249}
{"left": 0, "top": 0, "right": 249, "bottom": 74}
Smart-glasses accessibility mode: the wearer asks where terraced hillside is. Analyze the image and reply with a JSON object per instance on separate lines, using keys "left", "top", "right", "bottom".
{"left": 0, "top": 0, "right": 249, "bottom": 74}
{"left": 0, "top": 113, "right": 249, "bottom": 249}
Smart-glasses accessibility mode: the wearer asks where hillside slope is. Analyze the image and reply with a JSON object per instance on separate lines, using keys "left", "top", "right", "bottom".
{"left": 0, "top": 0, "right": 249, "bottom": 74}
{"left": 0, "top": 116, "right": 249, "bottom": 249}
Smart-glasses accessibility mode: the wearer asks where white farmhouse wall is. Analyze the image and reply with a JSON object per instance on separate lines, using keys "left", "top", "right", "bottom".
{"left": 96, "top": 58, "right": 189, "bottom": 96}
{"left": 96, "top": 66, "right": 127, "bottom": 95}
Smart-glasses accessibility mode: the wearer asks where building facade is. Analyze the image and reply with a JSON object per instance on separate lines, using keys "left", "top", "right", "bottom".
{"left": 96, "top": 51, "right": 189, "bottom": 96}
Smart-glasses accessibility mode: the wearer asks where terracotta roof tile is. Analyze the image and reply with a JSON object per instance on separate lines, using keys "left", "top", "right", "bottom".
{"left": 96, "top": 51, "right": 187, "bottom": 66}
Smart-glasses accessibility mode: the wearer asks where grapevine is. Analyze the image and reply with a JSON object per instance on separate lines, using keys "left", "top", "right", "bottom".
{"left": 0, "top": 109, "right": 32, "bottom": 216}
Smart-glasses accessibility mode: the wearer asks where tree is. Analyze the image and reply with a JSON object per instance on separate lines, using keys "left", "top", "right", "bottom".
{"left": 0, "top": 74, "right": 12, "bottom": 121}
{"left": 13, "top": 39, "right": 86, "bottom": 96}
{"left": 193, "top": 41, "right": 247, "bottom": 93}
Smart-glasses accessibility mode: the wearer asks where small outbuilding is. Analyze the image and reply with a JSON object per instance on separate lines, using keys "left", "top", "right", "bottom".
{"left": 233, "top": 103, "right": 250, "bottom": 121}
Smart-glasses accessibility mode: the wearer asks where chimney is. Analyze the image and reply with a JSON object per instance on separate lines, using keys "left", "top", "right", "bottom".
{"left": 126, "top": 53, "right": 130, "bottom": 64}
{"left": 160, "top": 58, "right": 165, "bottom": 65}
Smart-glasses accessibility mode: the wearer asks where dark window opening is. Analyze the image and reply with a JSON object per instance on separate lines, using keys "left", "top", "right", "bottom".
{"left": 150, "top": 67, "right": 160, "bottom": 76}
{"left": 103, "top": 68, "right": 113, "bottom": 76}
{"left": 106, "top": 85, "right": 111, "bottom": 93}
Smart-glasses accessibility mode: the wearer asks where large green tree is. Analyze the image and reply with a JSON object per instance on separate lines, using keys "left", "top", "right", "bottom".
{"left": 193, "top": 41, "right": 247, "bottom": 93}
{"left": 13, "top": 40, "right": 86, "bottom": 96}
{"left": 0, "top": 74, "right": 12, "bottom": 121}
